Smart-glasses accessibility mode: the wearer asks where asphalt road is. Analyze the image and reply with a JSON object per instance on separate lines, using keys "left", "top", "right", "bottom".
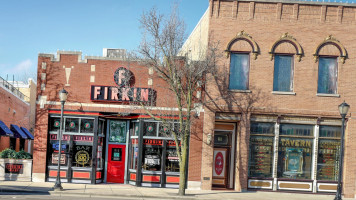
{"left": 0, "top": 194, "right": 167, "bottom": 200}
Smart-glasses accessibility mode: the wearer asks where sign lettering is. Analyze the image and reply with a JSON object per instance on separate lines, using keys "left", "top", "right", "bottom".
{"left": 50, "top": 134, "right": 69, "bottom": 141}
{"left": 143, "top": 139, "right": 162, "bottom": 145}
{"left": 90, "top": 67, "right": 155, "bottom": 103}
{"left": 5, "top": 163, "right": 23, "bottom": 174}
{"left": 91, "top": 86, "right": 154, "bottom": 102}
{"left": 73, "top": 135, "right": 93, "bottom": 142}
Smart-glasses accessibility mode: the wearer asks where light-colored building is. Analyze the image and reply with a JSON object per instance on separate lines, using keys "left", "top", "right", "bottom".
{"left": 186, "top": 0, "right": 356, "bottom": 198}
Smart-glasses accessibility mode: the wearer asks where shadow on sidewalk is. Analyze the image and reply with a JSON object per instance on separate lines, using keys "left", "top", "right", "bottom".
{"left": 0, "top": 185, "right": 51, "bottom": 195}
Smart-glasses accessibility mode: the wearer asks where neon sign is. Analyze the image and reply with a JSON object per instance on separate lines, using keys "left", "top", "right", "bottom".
{"left": 90, "top": 67, "right": 155, "bottom": 103}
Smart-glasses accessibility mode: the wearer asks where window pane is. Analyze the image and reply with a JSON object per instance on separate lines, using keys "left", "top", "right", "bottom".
{"left": 278, "top": 138, "right": 313, "bottom": 179}
{"left": 49, "top": 117, "right": 61, "bottom": 133}
{"left": 317, "top": 139, "right": 340, "bottom": 181}
{"left": 319, "top": 126, "right": 341, "bottom": 138}
{"left": 80, "top": 119, "right": 94, "bottom": 133}
{"left": 65, "top": 118, "right": 79, "bottom": 133}
{"left": 142, "top": 139, "right": 162, "bottom": 171}
{"left": 248, "top": 136, "right": 274, "bottom": 178}
{"left": 144, "top": 122, "right": 157, "bottom": 137}
{"left": 48, "top": 134, "right": 70, "bottom": 166}
{"left": 317, "top": 57, "right": 338, "bottom": 94}
{"left": 250, "top": 122, "right": 275, "bottom": 135}
{"left": 273, "top": 55, "right": 293, "bottom": 92}
{"left": 130, "top": 139, "right": 139, "bottom": 170}
{"left": 229, "top": 53, "right": 249, "bottom": 90}
{"left": 280, "top": 124, "right": 313, "bottom": 136}
{"left": 166, "top": 142, "right": 180, "bottom": 172}
{"left": 109, "top": 121, "right": 126, "bottom": 143}
{"left": 97, "top": 137, "right": 104, "bottom": 169}
{"left": 72, "top": 144, "right": 92, "bottom": 168}
{"left": 158, "top": 123, "right": 173, "bottom": 137}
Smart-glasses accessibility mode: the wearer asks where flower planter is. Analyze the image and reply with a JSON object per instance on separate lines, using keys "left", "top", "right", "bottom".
{"left": 0, "top": 158, "right": 32, "bottom": 181}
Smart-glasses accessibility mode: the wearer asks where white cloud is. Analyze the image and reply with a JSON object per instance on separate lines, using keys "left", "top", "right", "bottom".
{"left": 12, "top": 59, "right": 33, "bottom": 72}
{"left": 0, "top": 59, "right": 36, "bottom": 81}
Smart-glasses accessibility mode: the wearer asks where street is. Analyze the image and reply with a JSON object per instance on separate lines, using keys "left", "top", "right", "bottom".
{"left": 0, "top": 194, "right": 168, "bottom": 200}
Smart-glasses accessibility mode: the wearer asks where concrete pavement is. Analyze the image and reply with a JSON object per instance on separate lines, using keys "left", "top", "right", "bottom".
{"left": 0, "top": 181, "right": 354, "bottom": 200}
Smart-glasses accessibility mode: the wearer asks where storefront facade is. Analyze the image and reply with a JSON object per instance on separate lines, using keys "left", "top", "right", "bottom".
{"left": 193, "top": 0, "right": 356, "bottom": 198}
{"left": 33, "top": 50, "right": 204, "bottom": 188}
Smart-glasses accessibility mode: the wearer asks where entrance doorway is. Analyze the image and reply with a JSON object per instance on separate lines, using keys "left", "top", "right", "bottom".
{"left": 107, "top": 144, "right": 126, "bottom": 183}
{"left": 105, "top": 120, "right": 128, "bottom": 183}
{"left": 212, "top": 123, "right": 236, "bottom": 189}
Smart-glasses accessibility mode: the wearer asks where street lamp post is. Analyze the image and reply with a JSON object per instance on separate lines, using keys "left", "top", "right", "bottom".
{"left": 53, "top": 89, "right": 68, "bottom": 191}
{"left": 335, "top": 101, "right": 350, "bottom": 200}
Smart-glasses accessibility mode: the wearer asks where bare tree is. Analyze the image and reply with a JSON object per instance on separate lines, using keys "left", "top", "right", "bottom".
{"left": 137, "top": 6, "right": 219, "bottom": 195}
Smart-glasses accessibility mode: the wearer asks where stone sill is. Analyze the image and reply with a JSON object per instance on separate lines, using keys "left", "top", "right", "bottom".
{"left": 272, "top": 91, "right": 296, "bottom": 95}
{"left": 316, "top": 93, "right": 340, "bottom": 98}
{"left": 229, "top": 89, "right": 252, "bottom": 93}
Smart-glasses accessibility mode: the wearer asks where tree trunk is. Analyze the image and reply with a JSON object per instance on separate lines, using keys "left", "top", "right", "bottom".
{"left": 178, "top": 138, "right": 189, "bottom": 196}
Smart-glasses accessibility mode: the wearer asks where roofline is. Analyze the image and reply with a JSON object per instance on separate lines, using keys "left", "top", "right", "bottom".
{"left": 218, "top": 0, "right": 356, "bottom": 7}
{"left": 38, "top": 50, "right": 142, "bottom": 63}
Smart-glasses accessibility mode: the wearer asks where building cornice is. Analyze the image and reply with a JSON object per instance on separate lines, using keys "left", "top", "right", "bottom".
{"left": 216, "top": 0, "right": 356, "bottom": 7}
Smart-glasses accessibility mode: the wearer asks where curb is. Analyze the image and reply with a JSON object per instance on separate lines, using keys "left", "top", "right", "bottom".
{"left": 49, "top": 191, "right": 199, "bottom": 200}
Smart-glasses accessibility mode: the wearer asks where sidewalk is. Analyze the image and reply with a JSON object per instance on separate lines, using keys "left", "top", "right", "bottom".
{"left": 0, "top": 181, "right": 354, "bottom": 200}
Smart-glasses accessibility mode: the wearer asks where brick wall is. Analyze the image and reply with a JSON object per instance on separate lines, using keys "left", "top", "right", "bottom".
{"left": 0, "top": 85, "right": 31, "bottom": 152}
{"left": 33, "top": 52, "right": 205, "bottom": 181}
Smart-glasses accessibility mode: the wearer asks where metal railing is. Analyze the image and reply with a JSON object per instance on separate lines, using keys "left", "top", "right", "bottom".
{"left": 0, "top": 76, "right": 29, "bottom": 101}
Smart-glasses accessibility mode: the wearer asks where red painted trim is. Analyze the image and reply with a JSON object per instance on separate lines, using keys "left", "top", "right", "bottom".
{"left": 130, "top": 173, "right": 136, "bottom": 181}
{"left": 49, "top": 170, "right": 66, "bottom": 177}
{"left": 73, "top": 171, "right": 90, "bottom": 179}
{"left": 49, "top": 110, "right": 101, "bottom": 116}
{"left": 166, "top": 176, "right": 180, "bottom": 183}
{"left": 48, "top": 110, "right": 181, "bottom": 120}
{"left": 142, "top": 175, "right": 160, "bottom": 182}
{"left": 96, "top": 172, "right": 101, "bottom": 179}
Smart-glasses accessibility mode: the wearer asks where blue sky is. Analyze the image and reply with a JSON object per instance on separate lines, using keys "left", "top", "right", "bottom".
{"left": 0, "top": 0, "right": 208, "bottom": 81}
{"left": 0, "top": 0, "right": 354, "bottom": 81}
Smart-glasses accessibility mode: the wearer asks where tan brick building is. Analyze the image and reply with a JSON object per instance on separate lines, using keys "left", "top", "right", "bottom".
{"left": 186, "top": 0, "right": 356, "bottom": 198}
{"left": 0, "top": 77, "right": 34, "bottom": 153}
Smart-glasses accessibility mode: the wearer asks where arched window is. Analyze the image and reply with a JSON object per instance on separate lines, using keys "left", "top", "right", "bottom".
{"left": 269, "top": 33, "right": 303, "bottom": 93}
{"left": 225, "top": 31, "right": 259, "bottom": 91}
{"left": 314, "top": 35, "right": 347, "bottom": 95}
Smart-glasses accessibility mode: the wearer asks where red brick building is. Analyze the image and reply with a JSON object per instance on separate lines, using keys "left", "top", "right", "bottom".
{"left": 32, "top": 49, "right": 204, "bottom": 187}
{"left": 0, "top": 77, "right": 34, "bottom": 153}
{"left": 194, "top": 0, "right": 356, "bottom": 198}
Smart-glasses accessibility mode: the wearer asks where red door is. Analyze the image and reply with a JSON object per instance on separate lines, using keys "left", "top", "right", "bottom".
{"left": 107, "top": 144, "right": 126, "bottom": 183}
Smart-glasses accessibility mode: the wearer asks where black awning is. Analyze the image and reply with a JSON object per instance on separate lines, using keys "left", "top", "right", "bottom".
{"left": 10, "top": 124, "right": 28, "bottom": 139}
{"left": 0, "top": 120, "right": 13, "bottom": 137}
{"left": 20, "top": 127, "right": 34, "bottom": 140}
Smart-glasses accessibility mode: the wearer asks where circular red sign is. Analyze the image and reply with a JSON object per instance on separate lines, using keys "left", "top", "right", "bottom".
{"left": 215, "top": 152, "right": 224, "bottom": 175}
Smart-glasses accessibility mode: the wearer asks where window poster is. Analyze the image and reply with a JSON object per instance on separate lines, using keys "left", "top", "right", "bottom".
{"left": 73, "top": 145, "right": 92, "bottom": 167}
{"left": 52, "top": 153, "right": 66, "bottom": 165}
{"left": 284, "top": 148, "right": 303, "bottom": 175}
{"left": 213, "top": 149, "right": 226, "bottom": 178}
{"left": 109, "top": 121, "right": 126, "bottom": 143}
